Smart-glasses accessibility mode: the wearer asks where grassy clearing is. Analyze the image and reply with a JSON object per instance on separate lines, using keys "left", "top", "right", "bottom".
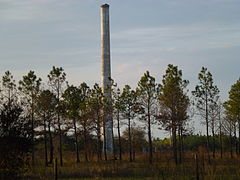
{"left": 22, "top": 152, "right": 240, "bottom": 180}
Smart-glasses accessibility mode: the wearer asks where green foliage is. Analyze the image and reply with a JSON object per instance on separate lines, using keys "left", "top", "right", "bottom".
{"left": 86, "top": 85, "right": 102, "bottom": 131}
{"left": 112, "top": 86, "right": 123, "bottom": 116}
{"left": 36, "top": 90, "right": 57, "bottom": 119}
{"left": 48, "top": 66, "right": 66, "bottom": 87}
{"left": 87, "top": 83, "right": 103, "bottom": 118}
{"left": 87, "top": 83, "right": 103, "bottom": 133}
{"left": 121, "top": 85, "right": 137, "bottom": 120}
{"left": 2, "top": 71, "right": 16, "bottom": 91}
{"left": 192, "top": 67, "right": 219, "bottom": 153}
{"left": 0, "top": 101, "right": 32, "bottom": 178}
{"left": 62, "top": 85, "right": 82, "bottom": 120}
{"left": 192, "top": 67, "right": 219, "bottom": 114}
{"left": 137, "top": 71, "right": 158, "bottom": 163}
{"left": 153, "top": 135, "right": 232, "bottom": 151}
{"left": 224, "top": 78, "right": 240, "bottom": 121}
{"left": 1, "top": 71, "right": 17, "bottom": 103}
{"left": 158, "top": 64, "right": 190, "bottom": 130}
{"left": 48, "top": 66, "right": 66, "bottom": 100}
{"left": 122, "top": 126, "right": 147, "bottom": 151}
{"left": 19, "top": 70, "right": 41, "bottom": 99}
{"left": 136, "top": 70, "right": 158, "bottom": 123}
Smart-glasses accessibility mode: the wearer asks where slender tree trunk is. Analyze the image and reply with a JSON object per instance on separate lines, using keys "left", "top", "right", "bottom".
{"left": 98, "top": 132, "right": 102, "bottom": 161}
{"left": 132, "top": 127, "right": 135, "bottom": 161}
{"left": 180, "top": 126, "right": 184, "bottom": 161}
{"left": 57, "top": 85, "right": 63, "bottom": 167}
{"left": 172, "top": 125, "right": 178, "bottom": 165}
{"left": 58, "top": 115, "right": 63, "bottom": 166}
{"left": 234, "top": 123, "right": 238, "bottom": 155}
{"left": 128, "top": 115, "right": 132, "bottom": 162}
{"left": 212, "top": 121, "right": 215, "bottom": 158}
{"left": 117, "top": 110, "right": 122, "bottom": 160}
{"left": 8, "top": 90, "right": 11, "bottom": 109}
{"left": 147, "top": 105, "right": 153, "bottom": 164}
{"left": 73, "top": 119, "right": 80, "bottom": 163}
{"left": 205, "top": 96, "right": 211, "bottom": 164}
{"left": 83, "top": 125, "right": 88, "bottom": 162}
{"left": 96, "top": 129, "right": 101, "bottom": 161}
{"left": 178, "top": 125, "right": 182, "bottom": 164}
{"left": 219, "top": 122, "right": 223, "bottom": 159}
{"left": 230, "top": 122, "right": 233, "bottom": 158}
{"left": 111, "top": 118, "right": 116, "bottom": 160}
{"left": 96, "top": 111, "right": 102, "bottom": 161}
{"left": 133, "top": 143, "right": 136, "bottom": 161}
{"left": 48, "top": 121, "right": 54, "bottom": 164}
{"left": 31, "top": 101, "right": 35, "bottom": 166}
{"left": 103, "top": 120, "right": 107, "bottom": 161}
{"left": 238, "top": 118, "right": 240, "bottom": 155}
{"left": 43, "top": 114, "right": 48, "bottom": 167}
{"left": 97, "top": 118, "right": 102, "bottom": 161}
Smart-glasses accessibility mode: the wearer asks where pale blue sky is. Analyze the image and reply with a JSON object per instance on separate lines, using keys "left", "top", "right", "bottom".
{"left": 1, "top": 0, "right": 240, "bottom": 136}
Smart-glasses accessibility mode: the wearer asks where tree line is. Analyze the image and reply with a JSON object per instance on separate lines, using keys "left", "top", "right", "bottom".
{"left": 0, "top": 64, "right": 240, "bottom": 176}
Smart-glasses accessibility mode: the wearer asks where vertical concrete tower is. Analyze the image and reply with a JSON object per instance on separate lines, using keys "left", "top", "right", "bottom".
{"left": 101, "top": 4, "right": 113, "bottom": 154}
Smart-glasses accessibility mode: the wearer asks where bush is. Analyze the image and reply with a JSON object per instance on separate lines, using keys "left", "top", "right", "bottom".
{"left": 0, "top": 102, "right": 32, "bottom": 179}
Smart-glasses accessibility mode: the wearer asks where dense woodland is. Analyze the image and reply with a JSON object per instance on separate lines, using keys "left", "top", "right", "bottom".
{"left": 0, "top": 64, "right": 240, "bottom": 179}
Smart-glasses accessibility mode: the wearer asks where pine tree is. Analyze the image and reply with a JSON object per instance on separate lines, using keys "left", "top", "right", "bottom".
{"left": 192, "top": 67, "right": 219, "bottom": 164}
{"left": 137, "top": 71, "right": 158, "bottom": 164}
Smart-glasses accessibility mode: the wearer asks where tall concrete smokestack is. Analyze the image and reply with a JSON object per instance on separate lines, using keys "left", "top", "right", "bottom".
{"left": 101, "top": 4, "right": 113, "bottom": 154}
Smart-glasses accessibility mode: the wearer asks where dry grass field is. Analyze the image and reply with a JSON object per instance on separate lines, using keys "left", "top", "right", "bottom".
{"left": 22, "top": 151, "right": 240, "bottom": 180}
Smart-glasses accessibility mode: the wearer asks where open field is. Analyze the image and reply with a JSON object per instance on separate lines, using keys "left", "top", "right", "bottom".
{"left": 22, "top": 151, "right": 240, "bottom": 180}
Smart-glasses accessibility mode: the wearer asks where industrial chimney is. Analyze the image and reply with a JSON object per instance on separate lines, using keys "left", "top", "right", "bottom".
{"left": 101, "top": 4, "right": 113, "bottom": 154}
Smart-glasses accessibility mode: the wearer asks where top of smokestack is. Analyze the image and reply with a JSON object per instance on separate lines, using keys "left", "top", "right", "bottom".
{"left": 101, "top": 4, "right": 109, "bottom": 8}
